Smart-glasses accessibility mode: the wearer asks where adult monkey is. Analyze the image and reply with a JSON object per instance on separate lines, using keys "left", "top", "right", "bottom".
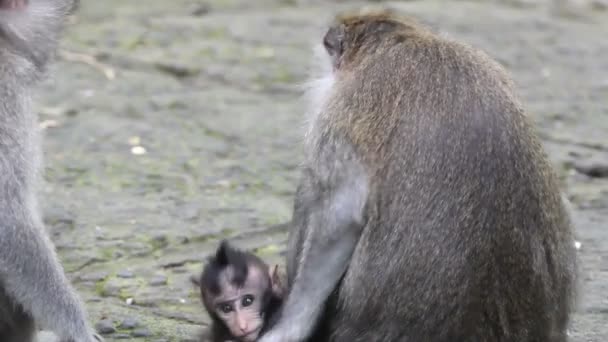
{"left": 0, "top": 0, "right": 102, "bottom": 341}
{"left": 258, "top": 8, "right": 577, "bottom": 342}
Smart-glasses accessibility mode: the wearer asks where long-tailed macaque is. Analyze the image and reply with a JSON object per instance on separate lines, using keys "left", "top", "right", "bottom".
{"left": 192, "top": 241, "right": 284, "bottom": 342}
{"left": 259, "top": 8, "right": 577, "bottom": 342}
{"left": 0, "top": 0, "right": 102, "bottom": 341}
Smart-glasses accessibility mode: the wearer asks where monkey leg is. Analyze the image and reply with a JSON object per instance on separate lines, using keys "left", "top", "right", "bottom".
{"left": 1, "top": 320, "right": 36, "bottom": 342}
{"left": 0, "top": 284, "right": 36, "bottom": 342}
{"left": 0, "top": 217, "right": 99, "bottom": 342}
{"left": 258, "top": 141, "right": 369, "bottom": 342}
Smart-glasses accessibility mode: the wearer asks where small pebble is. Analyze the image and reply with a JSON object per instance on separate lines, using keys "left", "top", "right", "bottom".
{"left": 78, "top": 272, "right": 108, "bottom": 282}
{"left": 153, "top": 234, "right": 169, "bottom": 246}
{"left": 131, "top": 146, "right": 147, "bottom": 155}
{"left": 113, "top": 334, "right": 132, "bottom": 339}
{"left": 132, "top": 328, "right": 152, "bottom": 337}
{"left": 95, "top": 319, "right": 116, "bottom": 335}
{"left": 573, "top": 157, "right": 608, "bottom": 178}
{"left": 119, "top": 317, "right": 139, "bottom": 329}
{"left": 117, "top": 270, "right": 135, "bottom": 279}
{"left": 149, "top": 275, "right": 168, "bottom": 286}
{"left": 191, "top": 3, "right": 211, "bottom": 16}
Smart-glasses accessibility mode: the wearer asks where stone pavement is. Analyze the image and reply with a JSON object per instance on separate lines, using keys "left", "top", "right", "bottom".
{"left": 34, "top": 0, "right": 607, "bottom": 341}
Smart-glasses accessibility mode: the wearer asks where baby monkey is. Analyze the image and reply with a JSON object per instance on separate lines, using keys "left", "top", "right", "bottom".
{"left": 192, "top": 241, "right": 284, "bottom": 342}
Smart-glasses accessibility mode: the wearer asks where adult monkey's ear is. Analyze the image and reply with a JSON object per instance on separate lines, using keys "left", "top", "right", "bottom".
{"left": 269, "top": 264, "right": 284, "bottom": 299}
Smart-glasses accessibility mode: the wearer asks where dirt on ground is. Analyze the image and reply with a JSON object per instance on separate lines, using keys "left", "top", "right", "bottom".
{"left": 32, "top": 0, "right": 608, "bottom": 341}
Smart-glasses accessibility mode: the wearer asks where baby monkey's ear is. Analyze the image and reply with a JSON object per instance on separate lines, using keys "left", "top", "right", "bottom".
{"left": 269, "top": 264, "right": 285, "bottom": 299}
{"left": 189, "top": 274, "right": 201, "bottom": 287}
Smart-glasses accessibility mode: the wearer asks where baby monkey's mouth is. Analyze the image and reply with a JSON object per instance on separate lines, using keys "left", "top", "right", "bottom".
{"left": 0, "top": 0, "right": 27, "bottom": 10}
{"left": 237, "top": 327, "right": 262, "bottom": 341}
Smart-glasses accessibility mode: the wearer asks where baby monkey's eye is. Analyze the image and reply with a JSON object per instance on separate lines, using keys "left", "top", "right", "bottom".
{"left": 242, "top": 295, "right": 255, "bottom": 307}
{"left": 218, "top": 303, "right": 233, "bottom": 313}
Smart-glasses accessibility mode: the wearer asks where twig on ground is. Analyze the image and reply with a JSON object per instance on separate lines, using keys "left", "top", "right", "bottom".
{"left": 59, "top": 49, "right": 116, "bottom": 80}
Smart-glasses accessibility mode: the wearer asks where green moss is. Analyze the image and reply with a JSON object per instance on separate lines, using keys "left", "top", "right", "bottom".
{"left": 149, "top": 235, "right": 169, "bottom": 250}
{"left": 95, "top": 278, "right": 110, "bottom": 296}
{"left": 100, "top": 248, "right": 116, "bottom": 260}
{"left": 204, "top": 28, "right": 228, "bottom": 39}
{"left": 188, "top": 228, "right": 236, "bottom": 244}
{"left": 273, "top": 66, "right": 296, "bottom": 83}
{"left": 118, "top": 287, "right": 135, "bottom": 301}
{"left": 254, "top": 244, "right": 281, "bottom": 256}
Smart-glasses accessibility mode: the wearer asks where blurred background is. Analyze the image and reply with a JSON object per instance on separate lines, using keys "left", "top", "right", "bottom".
{"left": 36, "top": 0, "right": 607, "bottom": 341}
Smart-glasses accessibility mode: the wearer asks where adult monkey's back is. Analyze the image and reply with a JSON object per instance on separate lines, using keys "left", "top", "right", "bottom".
{"left": 258, "top": 8, "right": 577, "bottom": 342}
{"left": 0, "top": 0, "right": 102, "bottom": 341}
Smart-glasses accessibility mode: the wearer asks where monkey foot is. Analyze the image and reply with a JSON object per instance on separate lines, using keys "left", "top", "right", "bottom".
{"left": 0, "top": 0, "right": 27, "bottom": 10}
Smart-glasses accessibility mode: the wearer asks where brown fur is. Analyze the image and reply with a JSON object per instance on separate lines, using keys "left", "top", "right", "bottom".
{"left": 263, "top": 8, "right": 577, "bottom": 342}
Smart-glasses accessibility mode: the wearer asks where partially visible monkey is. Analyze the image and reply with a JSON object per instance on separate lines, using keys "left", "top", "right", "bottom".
{"left": 192, "top": 240, "right": 284, "bottom": 342}
{"left": 0, "top": 0, "right": 102, "bottom": 341}
{"left": 258, "top": 8, "right": 577, "bottom": 342}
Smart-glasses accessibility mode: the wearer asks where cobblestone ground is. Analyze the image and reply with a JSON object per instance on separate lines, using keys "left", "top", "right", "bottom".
{"left": 32, "top": 0, "right": 608, "bottom": 341}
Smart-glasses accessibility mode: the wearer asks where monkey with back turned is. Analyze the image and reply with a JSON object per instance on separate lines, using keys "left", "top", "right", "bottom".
{"left": 0, "top": 0, "right": 102, "bottom": 341}
{"left": 257, "top": 8, "right": 577, "bottom": 342}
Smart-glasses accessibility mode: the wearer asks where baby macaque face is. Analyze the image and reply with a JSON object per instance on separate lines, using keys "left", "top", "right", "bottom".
{"left": 210, "top": 265, "right": 269, "bottom": 342}
{"left": 196, "top": 240, "right": 285, "bottom": 342}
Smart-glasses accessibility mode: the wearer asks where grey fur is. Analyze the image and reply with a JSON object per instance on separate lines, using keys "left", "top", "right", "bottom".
{"left": 260, "top": 8, "right": 577, "bottom": 342}
{"left": 0, "top": 1, "right": 102, "bottom": 341}
{"left": 267, "top": 136, "right": 368, "bottom": 342}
